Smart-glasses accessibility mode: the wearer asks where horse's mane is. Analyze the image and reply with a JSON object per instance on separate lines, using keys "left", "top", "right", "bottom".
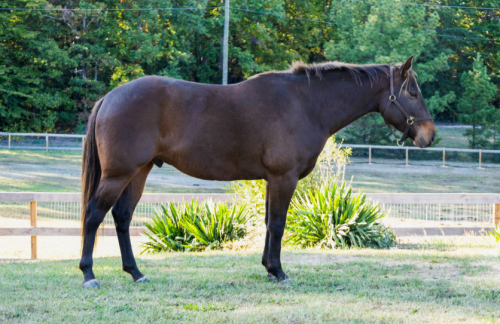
{"left": 253, "top": 61, "right": 405, "bottom": 86}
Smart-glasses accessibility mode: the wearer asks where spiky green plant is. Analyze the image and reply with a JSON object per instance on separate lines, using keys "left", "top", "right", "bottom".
{"left": 489, "top": 226, "right": 500, "bottom": 242}
{"left": 286, "top": 181, "right": 395, "bottom": 249}
{"left": 140, "top": 202, "right": 197, "bottom": 253}
{"left": 180, "top": 200, "right": 252, "bottom": 251}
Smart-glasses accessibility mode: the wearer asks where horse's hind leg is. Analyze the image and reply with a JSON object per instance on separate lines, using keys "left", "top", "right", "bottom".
{"left": 111, "top": 162, "right": 153, "bottom": 283}
{"left": 80, "top": 174, "right": 134, "bottom": 288}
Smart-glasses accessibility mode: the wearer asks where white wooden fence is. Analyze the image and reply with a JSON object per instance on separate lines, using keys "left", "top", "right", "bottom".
{"left": 1, "top": 192, "right": 499, "bottom": 259}
{"left": 2, "top": 132, "right": 500, "bottom": 166}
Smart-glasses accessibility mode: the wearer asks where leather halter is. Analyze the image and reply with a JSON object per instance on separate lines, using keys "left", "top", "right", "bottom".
{"left": 383, "top": 66, "right": 432, "bottom": 146}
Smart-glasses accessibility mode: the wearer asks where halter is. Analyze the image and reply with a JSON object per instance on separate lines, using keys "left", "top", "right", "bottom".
{"left": 383, "top": 66, "right": 432, "bottom": 146}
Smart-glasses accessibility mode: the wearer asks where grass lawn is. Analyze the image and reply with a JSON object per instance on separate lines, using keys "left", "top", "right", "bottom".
{"left": 336, "top": 125, "right": 472, "bottom": 149}
{"left": 1, "top": 149, "right": 499, "bottom": 193}
{"left": 0, "top": 149, "right": 227, "bottom": 193}
{"left": 1, "top": 239, "right": 499, "bottom": 323}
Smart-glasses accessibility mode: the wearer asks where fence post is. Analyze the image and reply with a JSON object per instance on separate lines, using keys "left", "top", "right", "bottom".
{"left": 368, "top": 145, "right": 372, "bottom": 164}
{"left": 495, "top": 204, "right": 500, "bottom": 226}
{"left": 478, "top": 149, "right": 482, "bottom": 169}
{"left": 8, "top": 133, "right": 11, "bottom": 149}
{"left": 30, "top": 201, "right": 37, "bottom": 259}
{"left": 46, "top": 133, "right": 49, "bottom": 151}
{"left": 442, "top": 148, "right": 445, "bottom": 167}
{"left": 405, "top": 147, "right": 409, "bottom": 166}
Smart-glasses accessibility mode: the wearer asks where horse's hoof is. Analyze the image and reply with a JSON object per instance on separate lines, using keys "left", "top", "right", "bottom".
{"left": 82, "top": 279, "right": 100, "bottom": 289}
{"left": 135, "top": 276, "right": 150, "bottom": 283}
{"left": 278, "top": 276, "right": 293, "bottom": 285}
{"left": 266, "top": 273, "right": 277, "bottom": 282}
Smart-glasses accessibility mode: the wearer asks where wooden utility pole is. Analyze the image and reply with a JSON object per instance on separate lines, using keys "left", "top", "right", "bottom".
{"left": 222, "top": 0, "right": 229, "bottom": 85}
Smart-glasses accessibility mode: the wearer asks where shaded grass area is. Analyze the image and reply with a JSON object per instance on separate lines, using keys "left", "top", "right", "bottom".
{"left": 1, "top": 146, "right": 498, "bottom": 193}
{"left": 0, "top": 149, "right": 226, "bottom": 193}
{"left": 337, "top": 126, "right": 471, "bottom": 149}
{"left": 1, "top": 243, "right": 500, "bottom": 323}
{"left": 344, "top": 162, "right": 500, "bottom": 193}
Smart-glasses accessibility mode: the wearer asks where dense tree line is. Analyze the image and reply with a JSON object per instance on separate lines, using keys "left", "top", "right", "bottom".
{"left": 1, "top": 0, "right": 499, "bottom": 148}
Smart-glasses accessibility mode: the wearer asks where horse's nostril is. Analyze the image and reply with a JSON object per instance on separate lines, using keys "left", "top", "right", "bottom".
{"left": 419, "top": 137, "right": 425, "bottom": 148}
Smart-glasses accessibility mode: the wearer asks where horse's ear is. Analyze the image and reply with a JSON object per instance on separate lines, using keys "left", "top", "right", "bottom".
{"left": 401, "top": 55, "right": 414, "bottom": 76}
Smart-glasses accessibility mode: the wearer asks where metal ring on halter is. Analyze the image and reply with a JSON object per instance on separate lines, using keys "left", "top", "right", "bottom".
{"left": 389, "top": 95, "right": 396, "bottom": 101}
{"left": 407, "top": 117, "right": 414, "bottom": 125}
{"left": 396, "top": 139, "right": 405, "bottom": 146}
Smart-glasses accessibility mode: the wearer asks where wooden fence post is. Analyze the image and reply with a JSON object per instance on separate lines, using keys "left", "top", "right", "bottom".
{"left": 405, "top": 147, "right": 409, "bottom": 166}
{"left": 442, "top": 148, "right": 445, "bottom": 167}
{"left": 30, "top": 201, "right": 37, "bottom": 259}
{"left": 8, "top": 133, "right": 11, "bottom": 149}
{"left": 368, "top": 145, "right": 372, "bottom": 164}
{"left": 46, "top": 134, "right": 49, "bottom": 151}
{"left": 495, "top": 204, "right": 500, "bottom": 226}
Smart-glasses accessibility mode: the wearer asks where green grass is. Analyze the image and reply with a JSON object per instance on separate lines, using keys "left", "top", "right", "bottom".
{"left": 1, "top": 242, "right": 500, "bottom": 323}
{"left": 337, "top": 126, "right": 471, "bottom": 149}
{"left": 0, "top": 149, "right": 226, "bottom": 193}
{"left": 1, "top": 148, "right": 499, "bottom": 193}
{"left": 432, "top": 126, "right": 470, "bottom": 149}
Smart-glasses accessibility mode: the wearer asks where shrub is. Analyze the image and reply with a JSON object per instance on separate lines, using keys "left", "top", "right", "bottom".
{"left": 489, "top": 226, "right": 500, "bottom": 242}
{"left": 140, "top": 202, "right": 196, "bottom": 253}
{"left": 286, "top": 181, "right": 396, "bottom": 249}
{"left": 180, "top": 200, "right": 252, "bottom": 251}
{"left": 228, "top": 137, "right": 351, "bottom": 220}
{"left": 141, "top": 200, "right": 252, "bottom": 253}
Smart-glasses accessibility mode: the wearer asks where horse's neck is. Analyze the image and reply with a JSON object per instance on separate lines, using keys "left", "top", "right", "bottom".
{"left": 310, "top": 76, "right": 386, "bottom": 135}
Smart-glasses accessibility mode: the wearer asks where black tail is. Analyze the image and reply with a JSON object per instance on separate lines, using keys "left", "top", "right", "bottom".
{"left": 81, "top": 98, "right": 104, "bottom": 241}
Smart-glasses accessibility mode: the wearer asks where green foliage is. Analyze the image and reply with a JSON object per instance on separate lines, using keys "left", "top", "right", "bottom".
{"left": 1, "top": 0, "right": 499, "bottom": 139}
{"left": 141, "top": 202, "right": 195, "bottom": 253}
{"left": 286, "top": 181, "right": 395, "bottom": 249}
{"left": 488, "top": 226, "right": 500, "bottom": 243}
{"left": 229, "top": 137, "right": 351, "bottom": 221}
{"left": 458, "top": 54, "right": 497, "bottom": 149}
{"left": 180, "top": 200, "right": 251, "bottom": 251}
{"left": 141, "top": 200, "right": 252, "bottom": 253}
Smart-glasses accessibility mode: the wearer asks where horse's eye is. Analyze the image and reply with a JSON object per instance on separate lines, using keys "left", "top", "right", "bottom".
{"left": 409, "top": 89, "right": 417, "bottom": 97}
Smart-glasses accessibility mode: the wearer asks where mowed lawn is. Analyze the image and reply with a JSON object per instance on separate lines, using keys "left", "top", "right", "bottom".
{"left": 1, "top": 149, "right": 499, "bottom": 193}
{"left": 1, "top": 239, "right": 500, "bottom": 323}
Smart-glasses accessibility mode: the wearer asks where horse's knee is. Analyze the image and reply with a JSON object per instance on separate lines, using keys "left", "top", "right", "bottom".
{"left": 267, "top": 221, "right": 286, "bottom": 237}
{"left": 111, "top": 203, "right": 132, "bottom": 233}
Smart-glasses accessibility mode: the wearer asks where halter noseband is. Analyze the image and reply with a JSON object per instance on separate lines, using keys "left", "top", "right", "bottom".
{"left": 383, "top": 66, "right": 432, "bottom": 146}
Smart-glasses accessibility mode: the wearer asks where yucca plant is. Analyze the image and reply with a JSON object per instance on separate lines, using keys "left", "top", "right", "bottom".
{"left": 180, "top": 200, "right": 252, "bottom": 251}
{"left": 140, "top": 202, "right": 198, "bottom": 253}
{"left": 286, "top": 181, "right": 395, "bottom": 249}
{"left": 489, "top": 225, "right": 500, "bottom": 242}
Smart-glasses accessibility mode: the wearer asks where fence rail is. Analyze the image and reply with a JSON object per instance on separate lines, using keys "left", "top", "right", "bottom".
{"left": 346, "top": 144, "right": 500, "bottom": 167}
{"left": 2, "top": 132, "right": 500, "bottom": 166}
{"left": 1, "top": 192, "right": 499, "bottom": 259}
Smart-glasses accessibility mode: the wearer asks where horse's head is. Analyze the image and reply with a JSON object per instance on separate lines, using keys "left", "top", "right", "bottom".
{"left": 380, "top": 56, "right": 436, "bottom": 148}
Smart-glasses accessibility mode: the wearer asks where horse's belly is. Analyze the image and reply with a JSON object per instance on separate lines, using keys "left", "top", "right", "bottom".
{"left": 161, "top": 147, "right": 265, "bottom": 181}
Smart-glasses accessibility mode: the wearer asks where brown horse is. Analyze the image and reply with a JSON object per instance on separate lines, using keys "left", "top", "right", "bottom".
{"left": 80, "top": 56, "right": 435, "bottom": 288}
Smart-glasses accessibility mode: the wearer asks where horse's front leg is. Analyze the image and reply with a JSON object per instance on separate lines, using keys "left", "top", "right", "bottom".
{"left": 263, "top": 174, "right": 298, "bottom": 284}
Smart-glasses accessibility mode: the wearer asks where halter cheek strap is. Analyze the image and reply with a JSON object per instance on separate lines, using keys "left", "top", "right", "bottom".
{"left": 383, "top": 66, "right": 432, "bottom": 146}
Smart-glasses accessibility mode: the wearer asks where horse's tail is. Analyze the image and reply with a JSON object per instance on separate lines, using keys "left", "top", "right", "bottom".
{"left": 81, "top": 98, "right": 104, "bottom": 242}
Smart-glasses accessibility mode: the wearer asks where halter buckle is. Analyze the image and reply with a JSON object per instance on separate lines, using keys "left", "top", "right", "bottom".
{"left": 389, "top": 95, "right": 396, "bottom": 102}
{"left": 396, "top": 139, "right": 405, "bottom": 146}
{"left": 407, "top": 117, "right": 414, "bottom": 125}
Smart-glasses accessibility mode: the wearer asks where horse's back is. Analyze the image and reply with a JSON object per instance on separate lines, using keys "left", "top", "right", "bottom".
{"left": 94, "top": 75, "right": 319, "bottom": 181}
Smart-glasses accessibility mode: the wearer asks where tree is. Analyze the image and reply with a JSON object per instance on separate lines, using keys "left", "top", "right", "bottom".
{"left": 458, "top": 53, "right": 497, "bottom": 149}
{"left": 324, "top": 0, "right": 450, "bottom": 145}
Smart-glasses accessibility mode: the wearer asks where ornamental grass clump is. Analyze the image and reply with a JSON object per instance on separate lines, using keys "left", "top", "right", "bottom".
{"left": 286, "top": 181, "right": 395, "bottom": 249}
{"left": 140, "top": 202, "right": 197, "bottom": 253}
{"left": 141, "top": 200, "right": 252, "bottom": 253}
{"left": 180, "top": 200, "right": 251, "bottom": 251}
